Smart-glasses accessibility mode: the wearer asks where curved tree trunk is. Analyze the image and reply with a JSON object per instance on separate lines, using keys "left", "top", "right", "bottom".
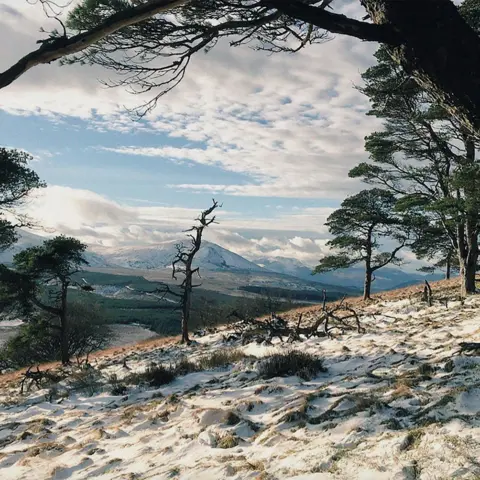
{"left": 362, "top": 0, "right": 480, "bottom": 139}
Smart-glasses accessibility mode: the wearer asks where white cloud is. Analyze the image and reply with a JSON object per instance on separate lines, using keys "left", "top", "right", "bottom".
{"left": 0, "top": 0, "right": 398, "bottom": 264}
{"left": 21, "top": 185, "right": 333, "bottom": 263}
{"left": 21, "top": 186, "right": 427, "bottom": 270}
{"left": 0, "top": 1, "right": 382, "bottom": 200}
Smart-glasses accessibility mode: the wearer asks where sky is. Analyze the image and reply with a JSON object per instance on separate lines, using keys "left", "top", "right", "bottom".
{"left": 0, "top": 0, "right": 389, "bottom": 267}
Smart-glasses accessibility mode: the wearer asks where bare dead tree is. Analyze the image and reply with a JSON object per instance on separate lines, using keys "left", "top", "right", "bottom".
{"left": 170, "top": 199, "right": 221, "bottom": 344}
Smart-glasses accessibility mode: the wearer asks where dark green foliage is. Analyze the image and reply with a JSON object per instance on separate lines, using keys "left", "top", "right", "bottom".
{"left": 0, "top": 148, "right": 45, "bottom": 208}
{"left": 314, "top": 189, "right": 410, "bottom": 299}
{"left": 461, "top": 0, "right": 480, "bottom": 32}
{"left": 259, "top": 351, "right": 326, "bottom": 381}
{"left": 0, "top": 319, "right": 59, "bottom": 368}
{"left": 411, "top": 225, "right": 458, "bottom": 278}
{"left": 0, "top": 148, "right": 45, "bottom": 251}
{"left": 315, "top": 189, "right": 405, "bottom": 272}
{"left": 0, "top": 220, "right": 16, "bottom": 253}
{"left": 0, "top": 236, "right": 91, "bottom": 364}
{"left": 0, "top": 301, "right": 110, "bottom": 368}
{"left": 0, "top": 264, "right": 36, "bottom": 316}
{"left": 351, "top": 5, "right": 480, "bottom": 295}
{"left": 14, "top": 236, "right": 88, "bottom": 279}
{"left": 66, "top": 0, "right": 130, "bottom": 30}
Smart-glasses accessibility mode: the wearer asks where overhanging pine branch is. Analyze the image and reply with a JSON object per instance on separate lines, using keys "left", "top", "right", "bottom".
{"left": 268, "top": 0, "right": 401, "bottom": 44}
{"left": 0, "top": 0, "right": 188, "bottom": 89}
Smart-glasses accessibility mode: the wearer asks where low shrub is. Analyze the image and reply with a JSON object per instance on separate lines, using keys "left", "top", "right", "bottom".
{"left": 198, "top": 348, "right": 246, "bottom": 370}
{"left": 67, "top": 368, "right": 103, "bottom": 396}
{"left": 126, "top": 365, "right": 176, "bottom": 388}
{"left": 217, "top": 433, "right": 239, "bottom": 449}
{"left": 224, "top": 411, "right": 241, "bottom": 426}
{"left": 258, "top": 350, "right": 326, "bottom": 380}
{"left": 174, "top": 357, "right": 200, "bottom": 375}
{"left": 108, "top": 374, "right": 127, "bottom": 396}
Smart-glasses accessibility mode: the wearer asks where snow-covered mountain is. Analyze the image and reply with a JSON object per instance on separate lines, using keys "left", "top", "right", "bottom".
{"left": 0, "top": 230, "right": 440, "bottom": 291}
{"left": 93, "top": 240, "right": 265, "bottom": 272}
{"left": 0, "top": 229, "right": 45, "bottom": 264}
{"left": 0, "top": 231, "right": 265, "bottom": 273}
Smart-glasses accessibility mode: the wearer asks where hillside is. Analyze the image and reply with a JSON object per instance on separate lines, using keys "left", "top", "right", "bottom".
{"left": 1, "top": 279, "right": 480, "bottom": 479}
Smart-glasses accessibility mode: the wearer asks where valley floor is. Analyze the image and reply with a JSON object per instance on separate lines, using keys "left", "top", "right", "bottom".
{"left": 1, "top": 290, "right": 480, "bottom": 479}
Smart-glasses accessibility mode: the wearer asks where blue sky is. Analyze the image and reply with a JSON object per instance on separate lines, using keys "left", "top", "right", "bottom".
{"left": 0, "top": 0, "right": 389, "bottom": 266}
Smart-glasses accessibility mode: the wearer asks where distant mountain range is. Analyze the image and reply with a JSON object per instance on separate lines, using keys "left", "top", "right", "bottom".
{"left": 255, "top": 256, "right": 442, "bottom": 292}
{"left": 91, "top": 240, "right": 265, "bottom": 272}
{"left": 0, "top": 230, "right": 440, "bottom": 293}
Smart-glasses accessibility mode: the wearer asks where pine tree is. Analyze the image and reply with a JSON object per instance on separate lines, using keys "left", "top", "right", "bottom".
{"left": 350, "top": 18, "right": 480, "bottom": 295}
{"left": 0, "top": 148, "right": 45, "bottom": 251}
{"left": 313, "top": 189, "right": 410, "bottom": 300}
{"left": 0, "top": 236, "right": 88, "bottom": 364}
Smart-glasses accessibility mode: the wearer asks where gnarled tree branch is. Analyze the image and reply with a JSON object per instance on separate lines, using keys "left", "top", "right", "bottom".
{"left": 0, "top": 0, "right": 187, "bottom": 89}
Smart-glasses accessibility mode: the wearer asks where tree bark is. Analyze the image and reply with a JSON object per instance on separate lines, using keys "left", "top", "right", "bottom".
{"left": 363, "top": 225, "right": 374, "bottom": 301}
{"left": 60, "top": 282, "right": 69, "bottom": 365}
{"left": 181, "top": 279, "right": 191, "bottom": 344}
{"left": 457, "top": 218, "right": 478, "bottom": 296}
{"left": 445, "top": 253, "right": 451, "bottom": 280}
{"left": 0, "top": 0, "right": 187, "bottom": 89}
{"left": 363, "top": 268, "right": 372, "bottom": 301}
{"left": 361, "top": 0, "right": 480, "bottom": 139}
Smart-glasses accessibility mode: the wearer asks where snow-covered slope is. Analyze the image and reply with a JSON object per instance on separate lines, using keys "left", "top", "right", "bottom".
{"left": 2, "top": 293, "right": 480, "bottom": 479}
{"left": 0, "top": 229, "right": 44, "bottom": 264}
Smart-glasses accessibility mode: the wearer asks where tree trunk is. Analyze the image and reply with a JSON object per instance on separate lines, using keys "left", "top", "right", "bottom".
{"left": 363, "top": 226, "right": 374, "bottom": 301}
{"left": 363, "top": 268, "right": 372, "bottom": 301}
{"left": 181, "top": 277, "right": 192, "bottom": 344}
{"left": 60, "top": 282, "right": 69, "bottom": 365}
{"left": 458, "top": 224, "right": 478, "bottom": 297}
{"left": 362, "top": 0, "right": 480, "bottom": 139}
{"left": 181, "top": 303, "right": 191, "bottom": 344}
{"left": 460, "top": 135, "right": 479, "bottom": 296}
{"left": 463, "top": 219, "right": 478, "bottom": 295}
{"left": 445, "top": 254, "right": 451, "bottom": 280}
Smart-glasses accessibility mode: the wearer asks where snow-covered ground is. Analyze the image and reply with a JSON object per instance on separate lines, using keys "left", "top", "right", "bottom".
{"left": 1, "top": 295, "right": 480, "bottom": 479}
